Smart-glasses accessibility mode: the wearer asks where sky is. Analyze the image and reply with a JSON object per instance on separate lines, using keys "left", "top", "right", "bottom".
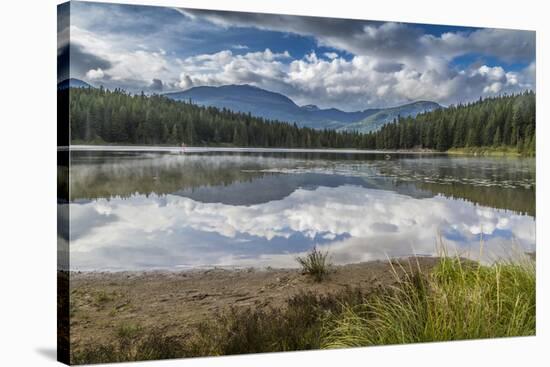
{"left": 58, "top": 1, "right": 536, "bottom": 111}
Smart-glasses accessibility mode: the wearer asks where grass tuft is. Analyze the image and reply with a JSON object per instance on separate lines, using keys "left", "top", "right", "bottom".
{"left": 296, "top": 246, "right": 331, "bottom": 282}
{"left": 70, "top": 246, "right": 536, "bottom": 364}
{"left": 322, "top": 255, "right": 535, "bottom": 348}
{"left": 116, "top": 322, "right": 142, "bottom": 340}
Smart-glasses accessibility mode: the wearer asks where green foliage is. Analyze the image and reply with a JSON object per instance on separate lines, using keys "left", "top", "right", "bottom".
{"left": 67, "top": 88, "right": 535, "bottom": 154}
{"left": 70, "top": 252, "right": 535, "bottom": 364}
{"left": 322, "top": 256, "right": 535, "bottom": 348}
{"left": 67, "top": 88, "right": 365, "bottom": 149}
{"left": 296, "top": 246, "right": 332, "bottom": 282}
{"left": 116, "top": 322, "right": 142, "bottom": 340}
{"left": 363, "top": 91, "right": 535, "bottom": 155}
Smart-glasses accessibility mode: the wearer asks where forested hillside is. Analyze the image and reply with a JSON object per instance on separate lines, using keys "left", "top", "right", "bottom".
{"left": 68, "top": 87, "right": 535, "bottom": 155}
{"left": 68, "top": 87, "right": 364, "bottom": 148}
{"left": 363, "top": 91, "right": 535, "bottom": 155}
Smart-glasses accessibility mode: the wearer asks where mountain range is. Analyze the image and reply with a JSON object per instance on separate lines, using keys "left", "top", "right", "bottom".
{"left": 164, "top": 84, "right": 441, "bottom": 132}
{"left": 59, "top": 79, "right": 442, "bottom": 132}
{"left": 57, "top": 78, "right": 93, "bottom": 90}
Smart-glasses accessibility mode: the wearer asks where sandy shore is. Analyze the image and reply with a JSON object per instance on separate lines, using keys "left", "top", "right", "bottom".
{"left": 69, "top": 258, "right": 439, "bottom": 352}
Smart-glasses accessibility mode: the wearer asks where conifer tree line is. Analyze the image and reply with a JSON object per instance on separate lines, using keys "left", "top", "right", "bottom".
{"left": 68, "top": 87, "right": 361, "bottom": 149}
{"left": 363, "top": 90, "right": 535, "bottom": 155}
{"left": 68, "top": 87, "right": 535, "bottom": 154}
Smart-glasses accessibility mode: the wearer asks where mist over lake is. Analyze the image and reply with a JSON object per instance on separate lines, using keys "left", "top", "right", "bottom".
{"left": 66, "top": 148, "right": 535, "bottom": 271}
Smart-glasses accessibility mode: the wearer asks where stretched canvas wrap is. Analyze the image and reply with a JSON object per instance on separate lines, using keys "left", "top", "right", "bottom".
{"left": 57, "top": 1, "right": 536, "bottom": 365}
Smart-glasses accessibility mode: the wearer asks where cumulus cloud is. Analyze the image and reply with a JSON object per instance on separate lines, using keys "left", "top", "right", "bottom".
{"left": 68, "top": 25, "right": 176, "bottom": 91}
{"left": 179, "top": 74, "right": 194, "bottom": 89}
{"left": 86, "top": 68, "right": 105, "bottom": 80}
{"left": 177, "top": 9, "right": 535, "bottom": 64}
{"left": 323, "top": 52, "right": 338, "bottom": 59}
{"left": 69, "top": 185, "right": 535, "bottom": 270}
{"left": 65, "top": 3, "right": 536, "bottom": 109}
{"left": 175, "top": 48, "right": 534, "bottom": 109}
{"left": 421, "top": 28, "right": 535, "bottom": 64}
{"left": 176, "top": 48, "right": 292, "bottom": 94}
{"left": 150, "top": 78, "right": 164, "bottom": 91}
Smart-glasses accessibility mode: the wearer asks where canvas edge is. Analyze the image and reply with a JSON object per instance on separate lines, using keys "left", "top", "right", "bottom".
{"left": 57, "top": 1, "right": 71, "bottom": 365}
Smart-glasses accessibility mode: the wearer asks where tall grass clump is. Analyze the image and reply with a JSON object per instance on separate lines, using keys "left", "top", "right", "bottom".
{"left": 322, "top": 254, "right": 535, "bottom": 348}
{"left": 296, "top": 246, "right": 331, "bottom": 282}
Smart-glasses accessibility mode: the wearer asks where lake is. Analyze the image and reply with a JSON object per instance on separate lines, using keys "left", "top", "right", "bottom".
{"left": 65, "top": 147, "right": 535, "bottom": 271}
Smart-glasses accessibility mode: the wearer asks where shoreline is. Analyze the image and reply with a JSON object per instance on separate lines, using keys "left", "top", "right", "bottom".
{"left": 64, "top": 144, "right": 442, "bottom": 155}
{"left": 68, "top": 254, "right": 438, "bottom": 274}
{"left": 69, "top": 258, "right": 439, "bottom": 351}
{"left": 67, "top": 255, "right": 535, "bottom": 364}
{"left": 62, "top": 144, "right": 533, "bottom": 157}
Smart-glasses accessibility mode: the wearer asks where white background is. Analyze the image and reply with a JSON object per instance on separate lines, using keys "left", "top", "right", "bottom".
{"left": 0, "top": 0, "right": 547, "bottom": 365}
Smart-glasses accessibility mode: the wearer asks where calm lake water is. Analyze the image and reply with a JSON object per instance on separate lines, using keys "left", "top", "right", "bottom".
{"left": 65, "top": 147, "right": 535, "bottom": 271}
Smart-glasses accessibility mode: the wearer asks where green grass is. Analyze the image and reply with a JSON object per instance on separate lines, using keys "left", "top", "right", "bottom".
{"left": 92, "top": 290, "right": 115, "bottom": 311}
{"left": 116, "top": 322, "right": 142, "bottom": 340}
{"left": 322, "top": 255, "right": 535, "bottom": 348}
{"left": 71, "top": 251, "right": 535, "bottom": 364}
{"left": 296, "top": 246, "right": 332, "bottom": 282}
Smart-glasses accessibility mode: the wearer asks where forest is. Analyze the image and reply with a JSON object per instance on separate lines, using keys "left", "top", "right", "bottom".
{"left": 67, "top": 87, "right": 535, "bottom": 154}
{"left": 363, "top": 91, "right": 535, "bottom": 155}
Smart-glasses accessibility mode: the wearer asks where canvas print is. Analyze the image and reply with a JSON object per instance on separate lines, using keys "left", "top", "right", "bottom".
{"left": 57, "top": 1, "right": 536, "bottom": 365}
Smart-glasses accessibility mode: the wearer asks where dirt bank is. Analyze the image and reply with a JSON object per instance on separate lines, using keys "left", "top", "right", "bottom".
{"left": 69, "top": 257, "right": 439, "bottom": 352}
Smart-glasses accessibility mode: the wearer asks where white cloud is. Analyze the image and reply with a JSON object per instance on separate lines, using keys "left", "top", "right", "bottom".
{"left": 178, "top": 74, "right": 194, "bottom": 89}
{"left": 177, "top": 49, "right": 291, "bottom": 93}
{"left": 69, "top": 25, "right": 177, "bottom": 91}
{"left": 421, "top": 28, "right": 535, "bottom": 64}
{"left": 174, "top": 48, "right": 534, "bottom": 109}
{"left": 70, "top": 185, "right": 534, "bottom": 270}
{"left": 85, "top": 68, "right": 104, "bottom": 80}
{"left": 67, "top": 6, "right": 536, "bottom": 109}
{"left": 179, "top": 9, "right": 535, "bottom": 64}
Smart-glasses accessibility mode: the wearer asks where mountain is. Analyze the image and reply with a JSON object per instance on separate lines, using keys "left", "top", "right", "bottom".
{"left": 57, "top": 78, "right": 94, "bottom": 90}
{"left": 339, "top": 101, "right": 442, "bottom": 133}
{"left": 164, "top": 84, "right": 441, "bottom": 132}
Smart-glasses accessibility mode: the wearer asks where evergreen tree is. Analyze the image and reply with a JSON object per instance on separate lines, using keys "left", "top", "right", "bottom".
{"left": 67, "top": 88, "right": 535, "bottom": 155}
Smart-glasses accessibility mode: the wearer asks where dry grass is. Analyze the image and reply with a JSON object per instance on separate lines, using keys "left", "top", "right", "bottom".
{"left": 70, "top": 246, "right": 536, "bottom": 364}
{"left": 296, "top": 246, "right": 332, "bottom": 282}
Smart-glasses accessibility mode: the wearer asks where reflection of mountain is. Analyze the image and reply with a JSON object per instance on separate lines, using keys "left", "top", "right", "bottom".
{"left": 69, "top": 152, "right": 272, "bottom": 201}
{"left": 174, "top": 173, "right": 433, "bottom": 206}
{"left": 69, "top": 151, "right": 535, "bottom": 217}
{"left": 164, "top": 84, "right": 441, "bottom": 132}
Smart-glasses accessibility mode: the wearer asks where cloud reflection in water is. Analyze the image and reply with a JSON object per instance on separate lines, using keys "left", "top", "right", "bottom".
{"left": 69, "top": 184, "right": 535, "bottom": 271}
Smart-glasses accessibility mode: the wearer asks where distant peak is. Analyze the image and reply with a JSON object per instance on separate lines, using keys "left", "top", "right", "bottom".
{"left": 57, "top": 78, "right": 94, "bottom": 90}
{"left": 301, "top": 104, "right": 320, "bottom": 111}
